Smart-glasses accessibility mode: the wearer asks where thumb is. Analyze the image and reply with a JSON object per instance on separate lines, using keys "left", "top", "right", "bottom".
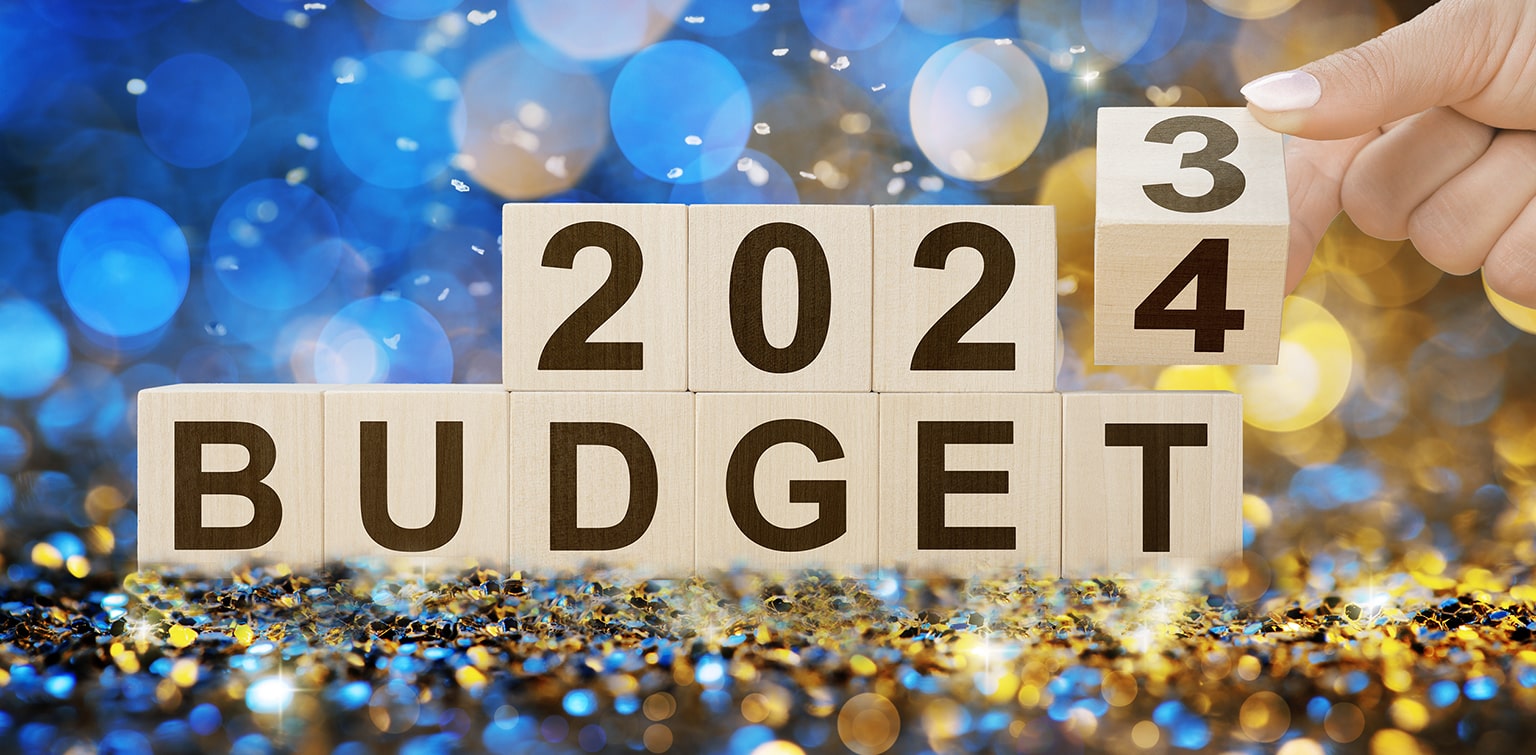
{"left": 1240, "top": 0, "right": 1502, "bottom": 140}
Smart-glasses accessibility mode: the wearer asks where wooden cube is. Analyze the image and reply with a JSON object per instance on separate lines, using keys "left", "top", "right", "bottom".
{"left": 1094, "top": 107, "right": 1286, "bottom": 365}
{"left": 873, "top": 206, "right": 1058, "bottom": 392}
{"left": 879, "top": 393, "right": 1061, "bottom": 575}
{"left": 1061, "top": 391, "right": 1242, "bottom": 575}
{"left": 323, "top": 386, "right": 509, "bottom": 568}
{"left": 137, "top": 385, "right": 324, "bottom": 570}
{"left": 509, "top": 392, "right": 694, "bottom": 576}
{"left": 695, "top": 393, "right": 877, "bottom": 571}
{"left": 504, "top": 203, "right": 688, "bottom": 391}
{"left": 689, "top": 205, "right": 872, "bottom": 392}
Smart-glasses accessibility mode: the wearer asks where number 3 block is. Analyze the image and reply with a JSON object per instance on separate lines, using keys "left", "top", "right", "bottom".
{"left": 1094, "top": 107, "right": 1287, "bottom": 365}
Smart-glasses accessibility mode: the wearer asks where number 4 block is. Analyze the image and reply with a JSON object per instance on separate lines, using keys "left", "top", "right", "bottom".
{"left": 1094, "top": 107, "right": 1287, "bottom": 365}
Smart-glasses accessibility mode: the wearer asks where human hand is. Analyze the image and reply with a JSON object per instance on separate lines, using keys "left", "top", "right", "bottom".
{"left": 1239, "top": 0, "right": 1536, "bottom": 307}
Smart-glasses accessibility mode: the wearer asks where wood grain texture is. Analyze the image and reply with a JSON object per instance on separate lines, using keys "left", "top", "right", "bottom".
{"left": 689, "top": 205, "right": 872, "bottom": 392}
{"left": 323, "top": 386, "right": 509, "bottom": 569}
{"left": 509, "top": 392, "right": 694, "bottom": 576}
{"left": 695, "top": 393, "right": 878, "bottom": 572}
{"left": 879, "top": 393, "right": 1061, "bottom": 575}
{"left": 873, "top": 205, "right": 1058, "bottom": 392}
{"left": 137, "top": 385, "right": 325, "bottom": 570}
{"left": 1061, "top": 391, "right": 1242, "bottom": 575}
{"left": 504, "top": 203, "right": 688, "bottom": 391}
{"left": 1094, "top": 107, "right": 1286, "bottom": 365}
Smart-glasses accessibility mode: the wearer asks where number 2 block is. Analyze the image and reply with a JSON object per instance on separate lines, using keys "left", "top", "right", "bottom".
{"left": 1094, "top": 107, "right": 1286, "bottom": 365}
{"left": 503, "top": 204, "right": 688, "bottom": 391}
{"left": 873, "top": 206, "right": 1057, "bottom": 392}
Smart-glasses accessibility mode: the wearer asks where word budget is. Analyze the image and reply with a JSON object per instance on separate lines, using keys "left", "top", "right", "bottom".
{"left": 138, "top": 107, "right": 1285, "bottom": 575}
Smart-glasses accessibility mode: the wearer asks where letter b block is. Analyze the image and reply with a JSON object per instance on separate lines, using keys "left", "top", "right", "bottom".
{"left": 695, "top": 393, "right": 878, "bottom": 571}
{"left": 1094, "top": 107, "right": 1286, "bottom": 365}
{"left": 323, "top": 386, "right": 509, "bottom": 567}
{"left": 137, "top": 385, "right": 324, "bottom": 570}
{"left": 1062, "top": 391, "right": 1242, "bottom": 574}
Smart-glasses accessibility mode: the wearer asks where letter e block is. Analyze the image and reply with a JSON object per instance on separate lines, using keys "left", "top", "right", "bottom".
{"left": 137, "top": 385, "right": 324, "bottom": 571}
{"left": 509, "top": 392, "right": 694, "bottom": 576}
{"left": 879, "top": 393, "right": 1061, "bottom": 575}
{"left": 873, "top": 206, "right": 1057, "bottom": 392}
{"left": 504, "top": 203, "right": 688, "bottom": 391}
{"left": 690, "top": 205, "right": 872, "bottom": 392}
{"left": 1062, "top": 391, "right": 1242, "bottom": 574}
{"left": 1095, "top": 107, "right": 1286, "bottom": 365}
{"left": 324, "top": 386, "right": 509, "bottom": 568}
{"left": 695, "top": 393, "right": 878, "bottom": 572}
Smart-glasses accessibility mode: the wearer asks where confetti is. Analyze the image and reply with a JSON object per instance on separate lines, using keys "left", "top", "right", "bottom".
{"left": 451, "top": 178, "right": 470, "bottom": 192}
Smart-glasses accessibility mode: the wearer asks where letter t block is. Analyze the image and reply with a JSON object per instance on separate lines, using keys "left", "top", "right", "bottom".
{"left": 137, "top": 385, "right": 324, "bottom": 571}
{"left": 1062, "top": 391, "right": 1242, "bottom": 575}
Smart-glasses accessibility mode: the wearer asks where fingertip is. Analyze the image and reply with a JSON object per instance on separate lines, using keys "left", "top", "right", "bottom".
{"left": 1245, "top": 102, "right": 1308, "bottom": 136}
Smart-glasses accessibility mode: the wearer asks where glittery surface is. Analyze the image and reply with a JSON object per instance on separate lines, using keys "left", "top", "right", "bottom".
{"left": 4, "top": 0, "right": 1536, "bottom": 752}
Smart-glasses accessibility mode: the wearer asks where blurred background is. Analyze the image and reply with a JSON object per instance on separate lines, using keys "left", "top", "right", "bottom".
{"left": 1, "top": 0, "right": 1533, "bottom": 594}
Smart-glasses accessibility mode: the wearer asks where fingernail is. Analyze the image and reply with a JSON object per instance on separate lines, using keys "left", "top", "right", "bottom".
{"left": 1241, "top": 70, "right": 1321, "bottom": 112}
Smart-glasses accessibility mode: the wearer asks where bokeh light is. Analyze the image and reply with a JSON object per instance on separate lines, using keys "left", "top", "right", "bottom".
{"left": 137, "top": 54, "right": 251, "bottom": 169}
{"left": 513, "top": 0, "right": 687, "bottom": 65}
{"left": 910, "top": 38, "right": 1049, "bottom": 182}
{"left": 1235, "top": 297, "right": 1355, "bottom": 433}
{"left": 57, "top": 197, "right": 188, "bottom": 337}
{"left": 0, "top": 299, "right": 70, "bottom": 399}
{"left": 328, "top": 50, "right": 464, "bottom": 189}
{"left": 363, "top": 0, "right": 463, "bottom": 21}
{"left": 668, "top": 149, "right": 799, "bottom": 204}
{"left": 610, "top": 40, "right": 752, "bottom": 183}
{"left": 313, "top": 295, "right": 453, "bottom": 383}
{"left": 208, "top": 179, "right": 342, "bottom": 310}
{"left": 454, "top": 48, "right": 608, "bottom": 200}
{"left": 801, "top": 0, "right": 904, "bottom": 51}
{"left": 1204, "top": 0, "right": 1303, "bottom": 21}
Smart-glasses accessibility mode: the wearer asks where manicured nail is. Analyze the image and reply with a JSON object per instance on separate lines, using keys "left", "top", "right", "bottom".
{"left": 1241, "top": 70, "right": 1321, "bottom": 112}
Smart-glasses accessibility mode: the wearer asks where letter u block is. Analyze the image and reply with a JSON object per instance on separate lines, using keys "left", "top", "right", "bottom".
{"left": 324, "top": 386, "right": 509, "bottom": 568}
{"left": 137, "top": 385, "right": 324, "bottom": 570}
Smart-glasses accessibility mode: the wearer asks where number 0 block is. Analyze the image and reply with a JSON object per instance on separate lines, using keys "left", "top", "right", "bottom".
{"left": 689, "top": 205, "right": 872, "bottom": 392}
{"left": 1094, "top": 107, "right": 1286, "bottom": 365}
{"left": 1061, "top": 391, "right": 1242, "bottom": 575}
{"left": 504, "top": 203, "right": 688, "bottom": 391}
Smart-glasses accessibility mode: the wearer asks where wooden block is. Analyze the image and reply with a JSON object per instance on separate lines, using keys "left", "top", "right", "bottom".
{"left": 137, "top": 385, "right": 324, "bottom": 570}
{"left": 872, "top": 206, "right": 1058, "bottom": 392}
{"left": 695, "top": 393, "right": 878, "bottom": 571}
{"left": 504, "top": 203, "right": 688, "bottom": 391}
{"left": 509, "top": 392, "right": 694, "bottom": 576}
{"left": 1061, "top": 391, "right": 1242, "bottom": 575}
{"left": 878, "top": 393, "right": 1061, "bottom": 575}
{"left": 323, "top": 386, "right": 509, "bottom": 568}
{"left": 1094, "top": 107, "right": 1286, "bottom": 365}
{"left": 689, "top": 205, "right": 872, "bottom": 392}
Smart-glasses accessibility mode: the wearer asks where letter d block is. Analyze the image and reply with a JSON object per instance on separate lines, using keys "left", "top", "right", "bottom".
{"left": 324, "top": 386, "right": 509, "bottom": 568}
{"left": 1062, "top": 392, "right": 1242, "bottom": 575}
{"left": 1095, "top": 107, "right": 1286, "bottom": 365}
{"left": 510, "top": 393, "right": 694, "bottom": 575}
{"left": 137, "top": 385, "right": 324, "bottom": 570}
{"left": 695, "top": 393, "right": 878, "bottom": 572}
